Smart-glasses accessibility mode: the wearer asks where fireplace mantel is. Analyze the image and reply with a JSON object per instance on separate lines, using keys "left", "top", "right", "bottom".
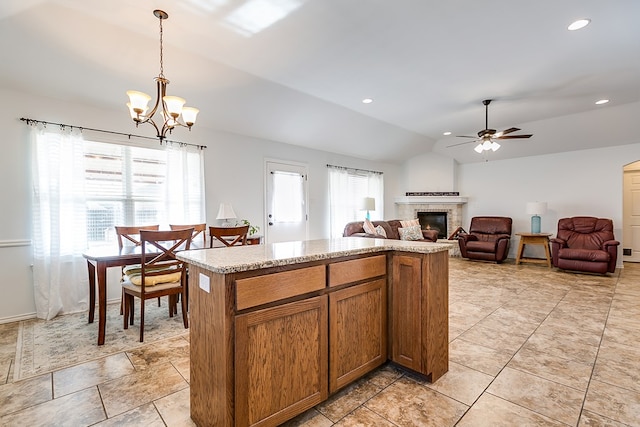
{"left": 394, "top": 196, "right": 468, "bottom": 205}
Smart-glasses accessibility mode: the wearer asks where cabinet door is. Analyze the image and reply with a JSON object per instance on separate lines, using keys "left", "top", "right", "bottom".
{"left": 235, "top": 296, "right": 328, "bottom": 427}
{"left": 391, "top": 254, "right": 422, "bottom": 372}
{"left": 329, "top": 279, "right": 387, "bottom": 392}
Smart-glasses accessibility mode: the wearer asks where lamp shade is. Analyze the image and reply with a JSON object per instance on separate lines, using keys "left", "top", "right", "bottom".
{"left": 361, "top": 197, "right": 375, "bottom": 211}
{"left": 216, "top": 202, "right": 237, "bottom": 220}
{"left": 526, "top": 202, "right": 547, "bottom": 216}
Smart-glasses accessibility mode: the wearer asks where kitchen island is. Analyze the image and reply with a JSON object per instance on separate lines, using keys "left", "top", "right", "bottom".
{"left": 177, "top": 237, "right": 451, "bottom": 427}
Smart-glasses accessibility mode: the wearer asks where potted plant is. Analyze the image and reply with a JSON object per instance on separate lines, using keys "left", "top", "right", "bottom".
{"left": 240, "top": 219, "right": 260, "bottom": 236}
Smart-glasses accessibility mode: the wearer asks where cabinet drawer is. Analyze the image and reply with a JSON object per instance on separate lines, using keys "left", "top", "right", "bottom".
{"left": 236, "top": 265, "right": 326, "bottom": 310}
{"left": 328, "top": 255, "right": 386, "bottom": 287}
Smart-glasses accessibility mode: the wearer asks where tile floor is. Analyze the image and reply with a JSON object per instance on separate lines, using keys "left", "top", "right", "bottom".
{"left": 1, "top": 258, "right": 639, "bottom": 426}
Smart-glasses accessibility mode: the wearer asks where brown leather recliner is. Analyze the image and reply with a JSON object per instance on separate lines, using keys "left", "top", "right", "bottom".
{"left": 458, "top": 216, "right": 512, "bottom": 263}
{"left": 551, "top": 217, "right": 619, "bottom": 274}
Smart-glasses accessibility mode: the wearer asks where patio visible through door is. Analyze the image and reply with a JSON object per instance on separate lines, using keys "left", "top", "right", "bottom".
{"left": 265, "top": 160, "right": 308, "bottom": 244}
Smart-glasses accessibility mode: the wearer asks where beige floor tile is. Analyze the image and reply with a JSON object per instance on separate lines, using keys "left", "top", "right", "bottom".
{"left": 425, "top": 361, "right": 494, "bottom": 405}
{"left": 522, "top": 331, "right": 599, "bottom": 365}
{"left": 99, "top": 362, "right": 188, "bottom": 418}
{"left": 508, "top": 346, "right": 594, "bottom": 391}
{"left": 93, "top": 402, "right": 164, "bottom": 426}
{"left": 173, "top": 356, "right": 191, "bottom": 383}
{"left": 364, "top": 376, "right": 468, "bottom": 427}
{"left": 126, "top": 335, "right": 189, "bottom": 370}
{"left": 592, "top": 355, "right": 640, "bottom": 394}
{"left": 333, "top": 406, "right": 396, "bottom": 426}
{"left": 315, "top": 376, "right": 382, "bottom": 422}
{"left": 53, "top": 352, "right": 135, "bottom": 397}
{"left": 0, "top": 387, "right": 105, "bottom": 427}
{"left": 583, "top": 380, "right": 640, "bottom": 426}
{"left": 154, "top": 388, "right": 196, "bottom": 427}
{"left": 487, "top": 367, "right": 585, "bottom": 426}
{"left": 459, "top": 323, "right": 529, "bottom": 354}
{"left": 578, "top": 409, "right": 629, "bottom": 427}
{"left": 0, "top": 373, "right": 51, "bottom": 417}
{"left": 449, "top": 338, "right": 513, "bottom": 376}
{"left": 281, "top": 408, "right": 334, "bottom": 427}
{"left": 457, "top": 392, "right": 566, "bottom": 427}
{"left": 361, "top": 363, "right": 403, "bottom": 389}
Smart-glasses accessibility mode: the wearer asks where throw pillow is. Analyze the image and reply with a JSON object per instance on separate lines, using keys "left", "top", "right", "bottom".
{"left": 374, "top": 225, "right": 387, "bottom": 238}
{"left": 399, "top": 224, "right": 423, "bottom": 241}
{"left": 363, "top": 218, "right": 376, "bottom": 234}
{"left": 400, "top": 219, "right": 420, "bottom": 228}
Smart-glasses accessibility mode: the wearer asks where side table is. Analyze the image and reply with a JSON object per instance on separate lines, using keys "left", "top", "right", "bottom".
{"left": 515, "top": 233, "right": 552, "bottom": 267}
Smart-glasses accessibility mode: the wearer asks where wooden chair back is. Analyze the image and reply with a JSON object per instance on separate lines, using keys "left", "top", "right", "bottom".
{"left": 209, "top": 225, "right": 250, "bottom": 248}
{"left": 122, "top": 227, "right": 194, "bottom": 342}
{"left": 170, "top": 223, "right": 206, "bottom": 247}
{"left": 115, "top": 225, "right": 160, "bottom": 249}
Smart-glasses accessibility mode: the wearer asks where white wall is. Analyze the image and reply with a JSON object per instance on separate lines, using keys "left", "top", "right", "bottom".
{"left": 0, "top": 88, "right": 401, "bottom": 322}
{"left": 402, "top": 152, "right": 457, "bottom": 193}
{"left": 457, "top": 144, "right": 640, "bottom": 262}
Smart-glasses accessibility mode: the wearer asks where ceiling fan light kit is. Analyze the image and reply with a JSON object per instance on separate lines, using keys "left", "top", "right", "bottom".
{"left": 448, "top": 99, "right": 533, "bottom": 154}
{"left": 126, "top": 10, "right": 200, "bottom": 142}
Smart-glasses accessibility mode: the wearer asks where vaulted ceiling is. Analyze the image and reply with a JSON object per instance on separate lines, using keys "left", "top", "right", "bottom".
{"left": 1, "top": 0, "right": 639, "bottom": 163}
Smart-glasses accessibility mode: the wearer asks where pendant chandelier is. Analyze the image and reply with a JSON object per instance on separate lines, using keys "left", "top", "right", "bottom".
{"left": 126, "top": 10, "right": 199, "bottom": 141}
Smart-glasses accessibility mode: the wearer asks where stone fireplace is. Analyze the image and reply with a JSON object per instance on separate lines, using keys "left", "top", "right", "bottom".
{"left": 395, "top": 196, "right": 467, "bottom": 241}
{"left": 417, "top": 211, "right": 448, "bottom": 239}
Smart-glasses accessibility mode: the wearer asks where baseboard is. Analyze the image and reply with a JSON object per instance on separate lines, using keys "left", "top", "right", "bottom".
{"left": 0, "top": 312, "right": 36, "bottom": 324}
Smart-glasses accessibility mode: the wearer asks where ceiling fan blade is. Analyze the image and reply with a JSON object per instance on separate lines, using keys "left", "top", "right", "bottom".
{"left": 455, "top": 135, "right": 477, "bottom": 139}
{"left": 447, "top": 139, "right": 478, "bottom": 148}
{"left": 495, "top": 127, "right": 520, "bottom": 137}
{"left": 497, "top": 134, "right": 532, "bottom": 139}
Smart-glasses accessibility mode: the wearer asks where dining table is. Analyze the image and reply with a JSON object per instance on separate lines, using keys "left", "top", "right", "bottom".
{"left": 82, "top": 240, "right": 207, "bottom": 345}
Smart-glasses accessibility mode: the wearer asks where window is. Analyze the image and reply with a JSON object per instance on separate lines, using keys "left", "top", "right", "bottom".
{"left": 328, "top": 165, "right": 384, "bottom": 237}
{"left": 83, "top": 140, "right": 204, "bottom": 247}
{"left": 31, "top": 126, "right": 205, "bottom": 319}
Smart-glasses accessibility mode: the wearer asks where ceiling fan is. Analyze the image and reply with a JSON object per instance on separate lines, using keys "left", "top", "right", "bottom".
{"left": 447, "top": 99, "right": 532, "bottom": 153}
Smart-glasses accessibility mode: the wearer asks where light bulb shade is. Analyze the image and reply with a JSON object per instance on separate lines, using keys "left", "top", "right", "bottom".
{"left": 526, "top": 202, "right": 548, "bottom": 216}
{"left": 126, "top": 102, "right": 148, "bottom": 119}
{"left": 482, "top": 139, "right": 492, "bottom": 150}
{"left": 474, "top": 143, "right": 484, "bottom": 153}
{"left": 216, "top": 202, "right": 237, "bottom": 220}
{"left": 490, "top": 141, "right": 501, "bottom": 151}
{"left": 163, "top": 96, "right": 186, "bottom": 117}
{"left": 361, "top": 197, "right": 375, "bottom": 211}
{"left": 181, "top": 107, "right": 199, "bottom": 126}
{"left": 126, "top": 90, "right": 151, "bottom": 112}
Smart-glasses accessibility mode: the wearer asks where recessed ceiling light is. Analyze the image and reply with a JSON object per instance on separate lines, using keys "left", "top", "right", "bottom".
{"left": 595, "top": 99, "right": 609, "bottom": 105}
{"left": 443, "top": 132, "right": 452, "bottom": 136}
{"left": 362, "top": 98, "right": 373, "bottom": 104}
{"left": 568, "top": 19, "right": 591, "bottom": 31}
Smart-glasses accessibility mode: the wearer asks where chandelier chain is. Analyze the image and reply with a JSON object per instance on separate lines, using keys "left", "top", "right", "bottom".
{"left": 158, "top": 13, "right": 164, "bottom": 78}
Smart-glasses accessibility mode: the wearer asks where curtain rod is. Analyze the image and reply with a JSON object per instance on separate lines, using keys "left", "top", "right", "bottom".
{"left": 20, "top": 118, "right": 207, "bottom": 150}
{"left": 326, "top": 164, "right": 383, "bottom": 175}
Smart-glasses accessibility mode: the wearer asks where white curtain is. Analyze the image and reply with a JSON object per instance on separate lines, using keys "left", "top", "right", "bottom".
{"left": 165, "top": 145, "right": 206, "bottom": 224}
{"left": 328, "top": 165, "right": 384, "bottom": 237}
{"left": 31, "top": 126, "right": 89, "bottom": 319}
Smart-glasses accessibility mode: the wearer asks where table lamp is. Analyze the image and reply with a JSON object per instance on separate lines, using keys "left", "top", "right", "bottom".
{"left": 216, "top": 202, "right": 237, "bottom": 227}
{"left": 526, "top": 202, "right": 547, "bottom": 234}
{"left": 361, "top": 197, "right": 375, "bottom": 220}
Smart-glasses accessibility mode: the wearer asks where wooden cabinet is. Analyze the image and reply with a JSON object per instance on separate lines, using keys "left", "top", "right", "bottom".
{"left": 329, "top": 278, "right": 387, "bottom": 392}
{"left": 235, "top": 296, "right": 328, "bottom": 427}
{"left": 391, "top": 254, "right": 423, "bottom": 372}
{"left": 390, "top": 250, "right": 449, "bottom": 381}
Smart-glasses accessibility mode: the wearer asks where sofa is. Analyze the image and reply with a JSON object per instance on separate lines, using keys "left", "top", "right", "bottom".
{"left": 343, "top": 219, "right": 439, "bottom": 242}
{"left": 551, "top": 216, "right": 619, "bottom": 274}
{"left": 458, "top": 216, "right": 512, "bottom": 263}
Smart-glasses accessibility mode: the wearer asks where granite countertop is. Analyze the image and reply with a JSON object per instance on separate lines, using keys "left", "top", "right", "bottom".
{"left": 176, "top": 237, "right": 453, "bottom": 274}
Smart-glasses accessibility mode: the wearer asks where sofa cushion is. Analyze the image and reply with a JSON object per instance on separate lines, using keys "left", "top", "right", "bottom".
{"left": 363, "top": 218, "right": 376, "bottom": 234}
{"left": 400, "top": 219, "right": 420, "bottom": 228}
{"left": 558, "top": 248, "right": 610, "bottom": 263}
{"left": 399, "top": 225, "right": 423, "bottom": 241}
{"left": 465, "top": 241, "right": 497, "bottom": 253}
{"left": 375, "top": 225, "right": 387, "bottom": 238}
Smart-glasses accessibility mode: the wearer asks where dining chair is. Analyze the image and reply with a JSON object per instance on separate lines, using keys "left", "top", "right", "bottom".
{"left": 170, "top": 223, "right": 206, "bottom": 247}
{"left": 115, "top": 225, "right": 161, "bottom": 313}
{"left": 209, "top": 225, "right": 250, "bottom": 248}
{"left": 122, "top": 228, "right": 193, "bottom": 342}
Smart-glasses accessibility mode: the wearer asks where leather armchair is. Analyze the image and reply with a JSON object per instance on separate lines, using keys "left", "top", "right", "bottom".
{"left": 551, "top": 217, "right": 619, "bottom": 274}
{"left": 458, "top": 216, "right": 512, "bottom": 263}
